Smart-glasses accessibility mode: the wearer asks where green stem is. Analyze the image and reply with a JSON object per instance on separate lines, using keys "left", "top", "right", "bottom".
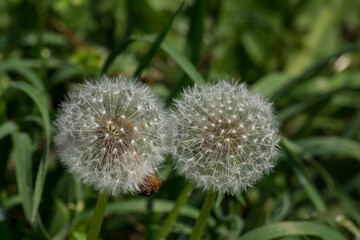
{"left": 189, "top": 191, "right": 217, "bottom": 240}
{"left": 156, "top": 182, "right": 193, "bottom": 240}
{"left": 87, "top": 191, "right": 109, "bottom": 240}
{"left": 37, "top": 0, "right": 47, "bottom": 80}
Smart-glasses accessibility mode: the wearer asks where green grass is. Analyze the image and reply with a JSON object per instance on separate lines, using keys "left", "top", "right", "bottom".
{"left": 1, "top": 0, "right": 360, "bottom": 239}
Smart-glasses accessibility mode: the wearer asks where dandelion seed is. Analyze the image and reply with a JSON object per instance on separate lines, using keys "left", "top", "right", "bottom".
{"left": 54, "top": 76, "right": 167, "bottom": 195}
{"left": 170, "top": 80, "right": 280, "bottom": 195}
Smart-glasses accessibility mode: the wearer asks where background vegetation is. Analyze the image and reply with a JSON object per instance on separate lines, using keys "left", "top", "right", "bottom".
{"left": 1, "top": 0, "right": 360, "bottom": 239}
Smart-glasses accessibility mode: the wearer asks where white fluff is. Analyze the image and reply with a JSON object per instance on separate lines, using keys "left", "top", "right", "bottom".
{"left": 54, "top": 76, "right": 167, "bottom": 195}
{"left": 170, "top": 80, "right": 280, "bottom": 195}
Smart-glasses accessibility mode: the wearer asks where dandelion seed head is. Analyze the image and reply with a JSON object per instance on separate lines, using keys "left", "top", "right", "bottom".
{"left": 54, "top": 76, "right": 167, "bottom": 195}
{"left": 170, "top": 80, "right": 280, "bottom": 195}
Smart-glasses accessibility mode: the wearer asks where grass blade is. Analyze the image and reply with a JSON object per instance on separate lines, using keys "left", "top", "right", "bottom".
{"left": 311, "top": 160, "right": 360, "bottom": 224}
{"left": 133, "top": 1, "right": 185, "bottom": 78}
{"left": 294, "top": 137, "right": 360, "bottom": 161}
{"left": 284, "top": 1, "right": 341, "bottom": 75}
{"left": 101, "top": 38, "right": 135, "bottom": 75}
{"left": 8, "top": 81, "right": 51, "bottom": 222}
{"left": 335, "top": 215, "right": 360, "bottom": 239}
{"left": 50, "top": 66, "right": 85, "bottom": 87}
{"left": 75, "top": 199, "right": 216, "bottom": 227}
{"left": 342, "top": 109, "right": 360, "bottom": 138}
{"left": 32, "top": 149, "right": 50, "bottom": 222}
{"left": 101, "top": 34, "right": 206, "bottom": 86}
{"left": 49, "top": 198, "right": 70, "bottom": 236}
{"left": 0, "top": 121, "right": 18, "bottom": 140}
{"left": 165, "top": 0, "right": 206, "bottom": 104}
{"left": 281, "top": 138, "right": 327, "bottom": 213}
{"left": 11, "top": 132, "right": 33, "bottom": 221}
{"left": 9, "top": 81, "right": 50, "bottom": 142}
{"left": 251, "top": 72, "right": 291, "bottom": 98}
{"left": 213, "top": 193, "right": 244, "bottom": 239}
{"left": 186, "top": 0, "right": 206, "bottom": 64}
{"left": 135, "top": 35, "right": 206, "bottom": 84}
{"left": 276, "top": 88, "right": 353, "bottom": 121}
{"left": 102, "top": 35, "right": 205, "bottom": 84}
{"left": 238, "top": 221, "right": 347, "bottom": 240}
{"left": 272, "top": 41, "right": 360, "bottom": 100}
{"left": 0, "top": 60, "right": 45, "bottom": 92}
{"left": 284, "top": 139, "right": 360, "bottom": 224}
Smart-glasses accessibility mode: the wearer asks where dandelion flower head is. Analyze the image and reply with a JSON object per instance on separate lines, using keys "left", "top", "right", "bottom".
{"left": 171, "top": 80, "right": 280, "bottom": 194}
{"left": 54, "top": 76, "right": 167, "bottom": 195}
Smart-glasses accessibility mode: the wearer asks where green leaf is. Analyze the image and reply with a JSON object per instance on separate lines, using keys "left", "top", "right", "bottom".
{"left": 282, "top": 72, "right": 360, "bottom": 100}
{"left": 294, "top": 137, "right": 360, "bottom": 161}
{"left": 75, "top": 199, "right": 216, "bottom": 227}
{"left": 269, "top": 192, "right": 291, "bottom": 223}
{"left": 102, "top": 34, "right": 205, "bottom": 85}
{"left": 2, "top": 194, "right": 22, "bottom": 209}
{"left": 50, "top": 66, "right": 85, "bottom": 87}
{"left": 133, "top": 1, "right": 184, "bottom": 78}
{"left": 336, "top": 216, "right": 360, "bottom": 239}
{"left": 273, "top": 41, "right": 360, "bottom": 100}
{"left": 311, "top": 161, "right": 360, "bottom": 225}
{"left": 238, "top": 221, "right": 347, "bottom": 240}
{"left": 11, "top": 132, "right": 33, "bottom": 221}
{"left": 276, "top": 90, "right": 336, "bottom": 121}
{"left": 9, "top": 81, "right": 51, "bottom": 222}
{"left": 285, "top": 139, "right": 360, "bottom": 225}
{"left": 164, "top": 0, "right": 206, "bottom": 104}
{"left": 285, "top": 1, "right": 342, "bottom": 75}
{"left": 101, "top": 38, "right": 135, "bottom": 75}
{"left": 186, "top": 0, "right": 206, "bottom": 64}
{"left": 135, "top": 35, "right": 206, "bottom": 85}
{"left": 9, "top": 81, "right": 50, "bottom": 142}
{"left": 0, "top": 58, "right": 59, "bottom": 69}
{"left": 241, "top": 32, "right": 267, "bottom": 68}
{"left": 127, "top": 0, "right": 163, "bottom": 32}
{"left": 31, "top": 148, "right": 50, "bottom": 222}
{"left": 49, "top": 198, "right": 71, "bottom": 237}
{"left": 343, "top": 110, "right": 360, "bottom": 138}
{"left": 0, "top": 121, "right": 18, "bottom": 140}
{"left": 0, "top": 60, "right": 45, "bottom": 92}
{"left": 213, "top": 193, "right": 244, "bottom": 238}
{"left": 251, "top": 72, "right": 291, "bottom": 98}
{"left": 281, "top": 138, "right": 327, "bottom": 213}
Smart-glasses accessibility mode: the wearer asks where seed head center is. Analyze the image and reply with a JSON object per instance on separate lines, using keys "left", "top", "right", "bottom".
{"left": 95, "top": 116, "right": 135, "bottom": 156}
{"left": 204, "top": 115, "right": 244, "bottom": 155}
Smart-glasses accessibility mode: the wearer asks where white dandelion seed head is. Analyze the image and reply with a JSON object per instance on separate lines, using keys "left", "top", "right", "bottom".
{"left": 170, "top": 80, "right": 280, "bottom": 195}
{"left": 54, "top": 76, "right": 167, "bottom": 195}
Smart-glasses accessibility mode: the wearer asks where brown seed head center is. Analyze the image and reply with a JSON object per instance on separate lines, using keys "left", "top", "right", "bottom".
{"left": 95, "top": 116, "right": 135, "bottom": 156}
{"left": 203, "top": 115, "right": 244, "bottom": 155}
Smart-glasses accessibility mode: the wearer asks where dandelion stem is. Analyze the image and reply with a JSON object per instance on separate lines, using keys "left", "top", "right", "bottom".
{"left": 156, "top": 182, "right": 193, "bottom": 240}
{"left": 189, "top": 191, "right": 217, "bottom": 240}
{"left": 87, "top": 191, "right": 108, "bottom": 240}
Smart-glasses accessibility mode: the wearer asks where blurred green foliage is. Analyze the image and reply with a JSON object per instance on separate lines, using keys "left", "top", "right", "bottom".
{"left": 1, "top": 0, "right": 360, "bottom": 239}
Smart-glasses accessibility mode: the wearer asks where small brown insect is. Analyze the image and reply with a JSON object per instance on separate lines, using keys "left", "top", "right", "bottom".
{"left": 139, "top": 175, "right": 162, "bottom": 197}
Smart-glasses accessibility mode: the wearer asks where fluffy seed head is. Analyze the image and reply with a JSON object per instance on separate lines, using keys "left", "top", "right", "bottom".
{"left": 171, "top": 80, "right": 280, "bottom": 195}
{"left": 54, "top": 76, "right": 167, "bottom": 195}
